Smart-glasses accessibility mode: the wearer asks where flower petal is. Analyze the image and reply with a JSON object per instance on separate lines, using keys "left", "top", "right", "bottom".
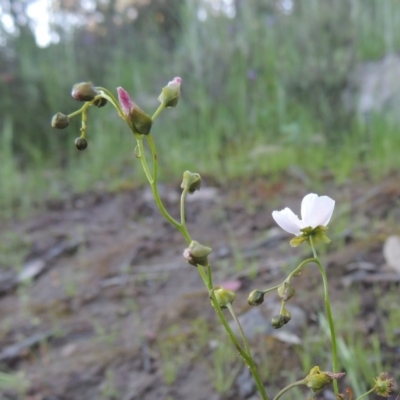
{"left": 301, "top": 193, "right": 318, "bottom": 226}
{"left": 117, "top": 87, "right": 133, "bottom": 116}
{"left": 311, "top": 196, "right": 335, "bottom": 227}
{"left": 301, "top": 193, "right": 335, "bottom": 228}
{"left": 272, "top": 208, "right": 302, "bottom": 235}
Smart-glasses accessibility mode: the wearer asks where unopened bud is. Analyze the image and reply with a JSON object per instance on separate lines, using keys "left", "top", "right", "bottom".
{"left": 211, "top": 285, "right": 235, "bottom": 309}
{"left": 247, "top": 290, "right": 265, "bottom": 306}
{"left": 181, "top": 171, "right": 201, "bottom": 194}
{"left": 281, "top": 307, "right": 291, "bottom": 324}
{"left": 71, "top": 82, "right": 98, "bottom": 102}
{"left": 183, "top": 240, "right": 212, "bottom": 267}
{"left": 277, "top": 282, "right": 295, "bottom": 301}
{"left": 158, "top": 77, "right": 182, "bottom": 107}
{"left": 304, "top": 366, "right": 332, "bottom": 392}
{"left": 75, "top": 137, "right": 88, "bottom": 151}
{"left": 304, "top": 366, "right": 345, "bottom": 393}
{"left": 51, "top": 112, "right": 70, "bottom": 129}
{"left": 271, "top": 313, "right": 290, "bottom": 329}
{"left": 130, "top": 103, "right": 153, "bottom": 135}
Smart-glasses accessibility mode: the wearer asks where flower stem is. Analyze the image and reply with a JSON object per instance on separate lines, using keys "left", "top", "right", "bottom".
{"left": 354, "top": 388, "right": 374, "bottom": 400}
{"left": 152, "top": 104, "right": 165, "bottom": 121}
{"left": 179, "top": 187, "right": 193, "bottom": 245}
{"left": 309, "top": 238, "right": 339, "bottom": 396}
{"left": 136, "top": 135, "right": 188, "bottom": 241}
{"left": 272, "top": 379, "right": 306, "bottom": 400}
{"left": 208, "top": 293, "right": 269, "bottom": 400}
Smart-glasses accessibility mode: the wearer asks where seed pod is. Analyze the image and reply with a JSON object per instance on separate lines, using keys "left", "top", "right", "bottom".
{"left": 93, "top": 97, "right": 108, "bottom": 108}
{"left": 247, "top": 290, "right": 265, "bottom": 306}
{"left": 71, "top": 82, "right": 98, "bottom": 102}
{"left": 75, "top": 137, "right": 88, "bottom": 151}
{"left": 51, "top": 112, "right": 70, "bottom": 129}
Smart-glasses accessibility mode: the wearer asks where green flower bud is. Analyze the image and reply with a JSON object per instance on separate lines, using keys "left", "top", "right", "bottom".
{"left": 75, "top": 137, "right": 88, "bottom": 151}
{"left": 303, "top": 366, "right": 345, "bottom": 393}
{"left": 271, "top": 314, "right": 287, "bottom": 329}
{"left": 277, "top": 282, "right": 295, "bottom": 301}
{"left": 51, "top": 112, "right": 70, "bottom": 129}
{"left": 71, "top": 82, "right": 98, "bottom": 102}
{"left": 281, "top": 307, "right": 291, "bottom": 324}
{"left": 183, "top": 240, "right": 212, "bottom": 267}
{"left": 181, "top": 171, "right": 201, "bottom": 194}
{"left": 211, "top": 285, "right": 235, "bottom": 309}
{"left": 93, "top": 97, "right": 108, "bottom": 108}
{"left": 247, "top": 290, "right": 265, "bottom": 306}
{"left": 158, "top": 77, "right": 182, "bottom": 107}
{"left": 130, "top": 103, "right": 153, "bottom": 135}
{"left": 304, "top": 366, "right": 333, "bottom": 392}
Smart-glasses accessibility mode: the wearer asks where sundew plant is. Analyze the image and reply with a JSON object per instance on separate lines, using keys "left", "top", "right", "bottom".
{"left": 51, "top": 78, "right": 396, "bottom": 400}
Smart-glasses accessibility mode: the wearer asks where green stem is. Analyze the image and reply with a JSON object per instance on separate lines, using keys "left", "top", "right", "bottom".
{"left": 137, "top": 136, "right": 186, "bottom": 239}
{"left": 355, "top": 388, "right": 374, "bottom": 400}
{"left": 96, "top": 87, "right": 121, "bottom": 111}
{"left": 152, "top": 103, "right": 165, "bottom": 121}
{"left": 310, "top": 238, "right": 339, "bottom": 396}
{"left": 226, "top": 303, "right": 251, "bottom": 356}
{"left": 179, "top": 187, "right": 193, "bottom": 245}
{"left": 208, "top": 291, "right": 269, "bottom": 400}
{"left": 272, "top": 379, "right": 306, "bottom": 400}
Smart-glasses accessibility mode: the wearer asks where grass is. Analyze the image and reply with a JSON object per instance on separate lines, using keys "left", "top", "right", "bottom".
{"left": 2, "top": 1, "right": 400, "bottom": 219}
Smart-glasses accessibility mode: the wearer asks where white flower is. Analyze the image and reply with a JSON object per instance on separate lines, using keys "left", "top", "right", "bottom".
{"left": 272, "top": 193, "right": 335, "bottom": 236}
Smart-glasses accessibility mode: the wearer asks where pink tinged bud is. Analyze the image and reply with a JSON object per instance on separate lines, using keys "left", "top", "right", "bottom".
{"left": 158, "top": 77, "right": 182, "bottom": 107}
{"left": 117, "top": 87, "right": 133, "bottom": 116}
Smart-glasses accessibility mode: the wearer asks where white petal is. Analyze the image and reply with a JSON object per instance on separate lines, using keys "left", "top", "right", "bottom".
{"left": 312, "top": 196, "right": 335, "bottom": 227}
{"left": 272, "top": 208, "right": 302, "bottom": 235}
{"left": 301, "top": 193, "right": 318, "bottom": 225}
{"left": 302, "top": 194, "right": 335, "bottom": 228}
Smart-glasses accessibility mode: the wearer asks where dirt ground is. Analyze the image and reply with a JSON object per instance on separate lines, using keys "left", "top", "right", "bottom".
{"left": 0, "top": 171, "right": 399, "bottom": 400}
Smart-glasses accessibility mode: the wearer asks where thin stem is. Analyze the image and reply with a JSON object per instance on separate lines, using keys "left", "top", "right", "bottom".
{"left": 355, "top": 388, "right": 374, "bottom": 400}
{"left": 146, "top": 135, "right": 158, "bottom": 184}
{"left": 137, "top": 136, "right": 186, "bottom": 238}
{"left": 273, "top": 379, "right": 305, "bottom": 400}
{"left": 206, "top": 263, "right": 213, "bottom": 288}
{"left": 272, "top": 379, "right": 306, "bottom": 400}
{"left": 136, "top": 137, "right": 154, "bottom": 184}
{"left": 179, "top": 187, "right": 193, "bottom": 245}
{"left": 309, "top": 237, "right": 339, "bottom": 396}
{"left": 152, "top": 103, "right": 165, "bottom": 121}
{"left": 226, "top": 303, "right": 251, "bottom": 355}
{"left": 208, "top": 292, "right": 269, "bottom": 400}
{"left": 96, "top": 87, "right": 121, "bottom": 111}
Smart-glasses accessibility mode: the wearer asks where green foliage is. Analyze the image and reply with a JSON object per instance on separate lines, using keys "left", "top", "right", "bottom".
{"left": 1, "top": 0, "right": 400, "bottom": 212}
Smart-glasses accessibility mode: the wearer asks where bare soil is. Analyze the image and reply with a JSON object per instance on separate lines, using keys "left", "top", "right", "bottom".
{"left": 0, "top": 172, "right": 399, "bottom": 400}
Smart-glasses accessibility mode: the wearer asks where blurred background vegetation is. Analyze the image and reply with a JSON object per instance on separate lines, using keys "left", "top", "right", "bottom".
{"left": 1, "top": 0, "right": 400, "bottom": 216}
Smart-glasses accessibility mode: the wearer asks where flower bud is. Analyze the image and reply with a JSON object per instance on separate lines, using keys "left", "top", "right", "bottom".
{"left": 116, "top": 87, "right": 152, "bottom": 135}
{"left": 130, "top": 103, "right": 153, "bottom": 135}
{"left": 181, "top": 171, "right": 201, "bottom": 194}
{"left": 373, "top": 372, "right": 395, "bottom": 397}
{"left": 247, "top": 290, "right": 265, "bottom": 306}
{"left": 183, "top": 240, "right": 212, "bottom": 267}
{"left": 271, "top": 314, "right": 287, "bottom": 329}
{"left": 75, "top": 137, "right": 88, "bottom": 151}
{"left": 71, "top": 82, "right": 98, "bottom": 102}
{"left": 304, "top": 366, "right": 332, "bottom": 392}
{"left": 158, "top": 77, "right": 182, "bottom": 107}
{"left": 277, "top": 282, "right": 295, "bottom": 301}
{"left": 51, "top": 112, "right": 70, "bottom": 129}
{"left": 281, "top": 307, "right": 291, "bottom": 324}
{"left": 93, "top": 97, "right": 108, "bottom": 108}
{"left": 211, "top": 285, "right": 235, "bottom": 309}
